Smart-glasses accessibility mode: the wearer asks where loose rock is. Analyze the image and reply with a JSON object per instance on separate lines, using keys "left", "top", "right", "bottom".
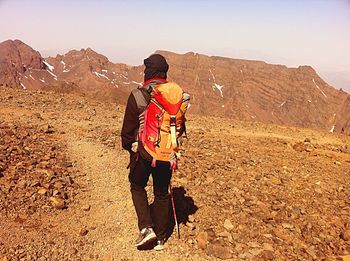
{"left": 80, "top": 229, "right": 89, "bottom": 236}
{"left": 341, "top": 229, "right": 350, "bottom": 241}
{"left": 224, "top": 219, "right": 234, "bottom": 231}
{"left": 206, "top": 244, "right": 232, "bottom": 259}
{"left": 196, "top": 232, "right": 208, "bottom": 249}
{"left": 49, "top": 196, "right": 66, "bottom": 210}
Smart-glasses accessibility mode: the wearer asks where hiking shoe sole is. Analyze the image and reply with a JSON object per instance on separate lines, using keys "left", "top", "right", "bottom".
{"left": 153, "top": 244, "right": 164, "bottom": 251}
{"left": 153, "top": 239, "right": 165, "bottom": 251}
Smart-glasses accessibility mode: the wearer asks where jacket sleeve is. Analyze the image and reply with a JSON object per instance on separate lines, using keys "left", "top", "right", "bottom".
{"left": 121, "top": 93, "right": 139, "bottom": 152}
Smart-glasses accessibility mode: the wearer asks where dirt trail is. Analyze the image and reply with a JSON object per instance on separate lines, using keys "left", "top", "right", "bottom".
{"left": 63, "top": 134, "right": 190, "bottom": 260}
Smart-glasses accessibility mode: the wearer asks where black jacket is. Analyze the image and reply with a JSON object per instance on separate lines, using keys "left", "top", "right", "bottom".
{"left": 121, "top": 88, "right": 149, "bottom": 152}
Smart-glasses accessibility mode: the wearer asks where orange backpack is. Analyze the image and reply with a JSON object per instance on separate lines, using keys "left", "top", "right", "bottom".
{"left": 138, "top": 82, "right": 190, "bottom": 170}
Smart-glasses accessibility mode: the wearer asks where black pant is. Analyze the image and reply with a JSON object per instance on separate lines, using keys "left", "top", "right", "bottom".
{"left": 129, "top": 153, "right": 172, "bottom": 240}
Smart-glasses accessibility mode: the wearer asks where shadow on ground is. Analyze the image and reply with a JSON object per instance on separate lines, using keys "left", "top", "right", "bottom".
{"left": 166, "top": 186, "right": 198, "bottom": 239}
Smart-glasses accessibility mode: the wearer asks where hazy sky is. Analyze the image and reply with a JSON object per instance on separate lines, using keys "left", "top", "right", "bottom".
{"left": 1, "top": 0, "right": 349, "bottom": 90}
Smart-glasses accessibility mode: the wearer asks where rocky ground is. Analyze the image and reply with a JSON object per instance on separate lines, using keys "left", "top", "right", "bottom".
{"left": 0, "top": 85, "right": 350, "bottom": 260}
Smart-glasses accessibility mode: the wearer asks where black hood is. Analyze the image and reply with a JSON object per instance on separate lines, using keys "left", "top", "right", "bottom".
{"left": 143, "top": 54, "right": 169, "bottom": 82}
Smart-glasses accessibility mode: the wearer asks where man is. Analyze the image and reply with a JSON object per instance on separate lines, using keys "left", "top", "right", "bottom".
{"left": 121, "top": 54, "right": 183, "bottom": 250}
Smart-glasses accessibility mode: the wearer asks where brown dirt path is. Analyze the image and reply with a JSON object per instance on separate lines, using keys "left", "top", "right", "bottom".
{"left": 64, "top": 135, "right": 185, "bottom": 260}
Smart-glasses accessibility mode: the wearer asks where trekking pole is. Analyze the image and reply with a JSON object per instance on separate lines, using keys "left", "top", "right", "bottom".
{"left": 170, "top": 183, "right": 180, "bottom": 239}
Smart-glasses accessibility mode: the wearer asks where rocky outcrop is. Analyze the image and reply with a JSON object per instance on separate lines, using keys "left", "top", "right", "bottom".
{"left": 43, "top": 48, "right": 142, "bottom": 103}
{"left": 0, "top": 40, "right": 43, "bottom": 88}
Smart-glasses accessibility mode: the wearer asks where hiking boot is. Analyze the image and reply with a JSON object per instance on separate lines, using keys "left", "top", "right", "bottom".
{"left": 135, "top": 227, "right": 157, "bottom": 247}
{"left": 153, "top": 238, "right": 166, "bottom": 251}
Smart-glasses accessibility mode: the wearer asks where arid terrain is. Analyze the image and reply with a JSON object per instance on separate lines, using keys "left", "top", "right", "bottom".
{"left": 1, "top": 85, "right": 350, "bottom": 260}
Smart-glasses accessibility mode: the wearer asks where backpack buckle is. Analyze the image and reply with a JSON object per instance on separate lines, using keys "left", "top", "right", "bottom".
{"left": 170, "top": 115, "right": 176, "bottom": 126}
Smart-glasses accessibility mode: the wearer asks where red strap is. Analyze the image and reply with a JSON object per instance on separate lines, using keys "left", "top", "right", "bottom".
{"left": 170, "top": 160, "right": 177, "bottom": 171}
{"left": 151, "top": 158, "right": 157, "bottom": 167}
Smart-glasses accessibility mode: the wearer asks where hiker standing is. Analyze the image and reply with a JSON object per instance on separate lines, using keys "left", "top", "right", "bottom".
{"left": 121, "top": 54, "right": 189, "bottom": 250}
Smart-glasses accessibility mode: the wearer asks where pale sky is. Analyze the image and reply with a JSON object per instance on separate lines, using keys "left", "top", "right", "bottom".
{"left": 1, "top": 0, "right": 349, "bottom": 91}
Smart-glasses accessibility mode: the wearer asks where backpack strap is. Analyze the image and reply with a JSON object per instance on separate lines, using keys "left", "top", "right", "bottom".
{"left": 132, "top": 80, "right": 165, "bottom": 114}
{"left": 132, "top": 88, "right": 149, "bottom": 115}
{"left": 169, "top": 115, "right": 178, "bottom": 149}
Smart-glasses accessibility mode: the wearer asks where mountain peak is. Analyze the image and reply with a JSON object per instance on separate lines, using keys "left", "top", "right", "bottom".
{"left": 298, "top": 65, "right": 316, "bottom": 73}
{"left": 61, "top": 47, "right": 109, "bottom": 64}
{"left": 0, "top": 39, "right": 43, "bottom": 87}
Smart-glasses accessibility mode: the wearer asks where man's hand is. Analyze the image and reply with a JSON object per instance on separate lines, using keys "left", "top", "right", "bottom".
{"left": 131, "top": 142, "right": 138, "bottom": 152}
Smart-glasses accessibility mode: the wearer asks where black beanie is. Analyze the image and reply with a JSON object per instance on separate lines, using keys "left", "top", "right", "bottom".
{"left": 144, "top": 54, "right": 169, "bottom": 82}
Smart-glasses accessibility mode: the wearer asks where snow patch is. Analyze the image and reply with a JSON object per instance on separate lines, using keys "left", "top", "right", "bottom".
{"left": 209, "top": 69, "right": 224, "bottom": 98}
{"left": 122, "top": 75, "right": 128, "bottom": 79}
{"left": 312, "top": 78, "right": 327, "bottom": 98}
{"left": 20, "top": 82, "right": 26, "bottom": 89}
{"left": 24, "top": 76, "right": 28, "bottom": 79}
{"left": 280, "top": 101, "right": 286, "bottom": 107}
{"left": 29, "top": 75, "right": 35, "bottom": 80}
{"left": 330, "top": 125, "right": 335, "bottom": 133}
{"left": 113, "top": 72, "right": 116, "bottom": 75}
{"left": 102, "top": 69, "right": 108, "bottom": 73}
{"left": 131, "top": 81, "right": 142, "bottom": 86}
{"left": 63, "top": 69, "right": 70, "bottom": 73}
{"left": 213, "top": 83, "right": 224, "bottom": 97}
{"left": 221, "top": 105, "right": 225, "bottom": 108}
{"left": 40, "top": 79, "right": 45, "bottom": 83}
{"left": 43, "top": 61, "right": 54, "bottom": 71}
{"left": 60, "top": 60, "right": 66, "bottom": 70}
{"left": 47, "top": 70, "right": 58, "bottom": 80}
{"left": 308, "top": 100, "right": 312, "bottom": 103}
{"left": 123, "top": 81, "right": 142, "bottom": 85}
{"left": 93, "top": 71, "right": 109, "bottom": 80}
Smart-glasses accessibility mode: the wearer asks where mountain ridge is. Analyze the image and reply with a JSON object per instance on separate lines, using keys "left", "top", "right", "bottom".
{"left": 156, "top": 49, "right": 315, "bottom": 70}
{"left": 0, "top": 39, "right": 349, "bottom": 134}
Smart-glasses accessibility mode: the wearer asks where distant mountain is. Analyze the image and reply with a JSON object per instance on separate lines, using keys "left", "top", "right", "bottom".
{"left": 156, "top": 50, "right": 350, "bottom": 134}
{"left": 0, "top": 39, "right": 349, "bottom": 134}
{"left": 0, "top": 39, "right": 44, "bottom": 88}
{"left": 43, "top": 48, "right": 142, "bottom": 103}
{"left": 0, "top": 40, "right": 143, "bottom": 103}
